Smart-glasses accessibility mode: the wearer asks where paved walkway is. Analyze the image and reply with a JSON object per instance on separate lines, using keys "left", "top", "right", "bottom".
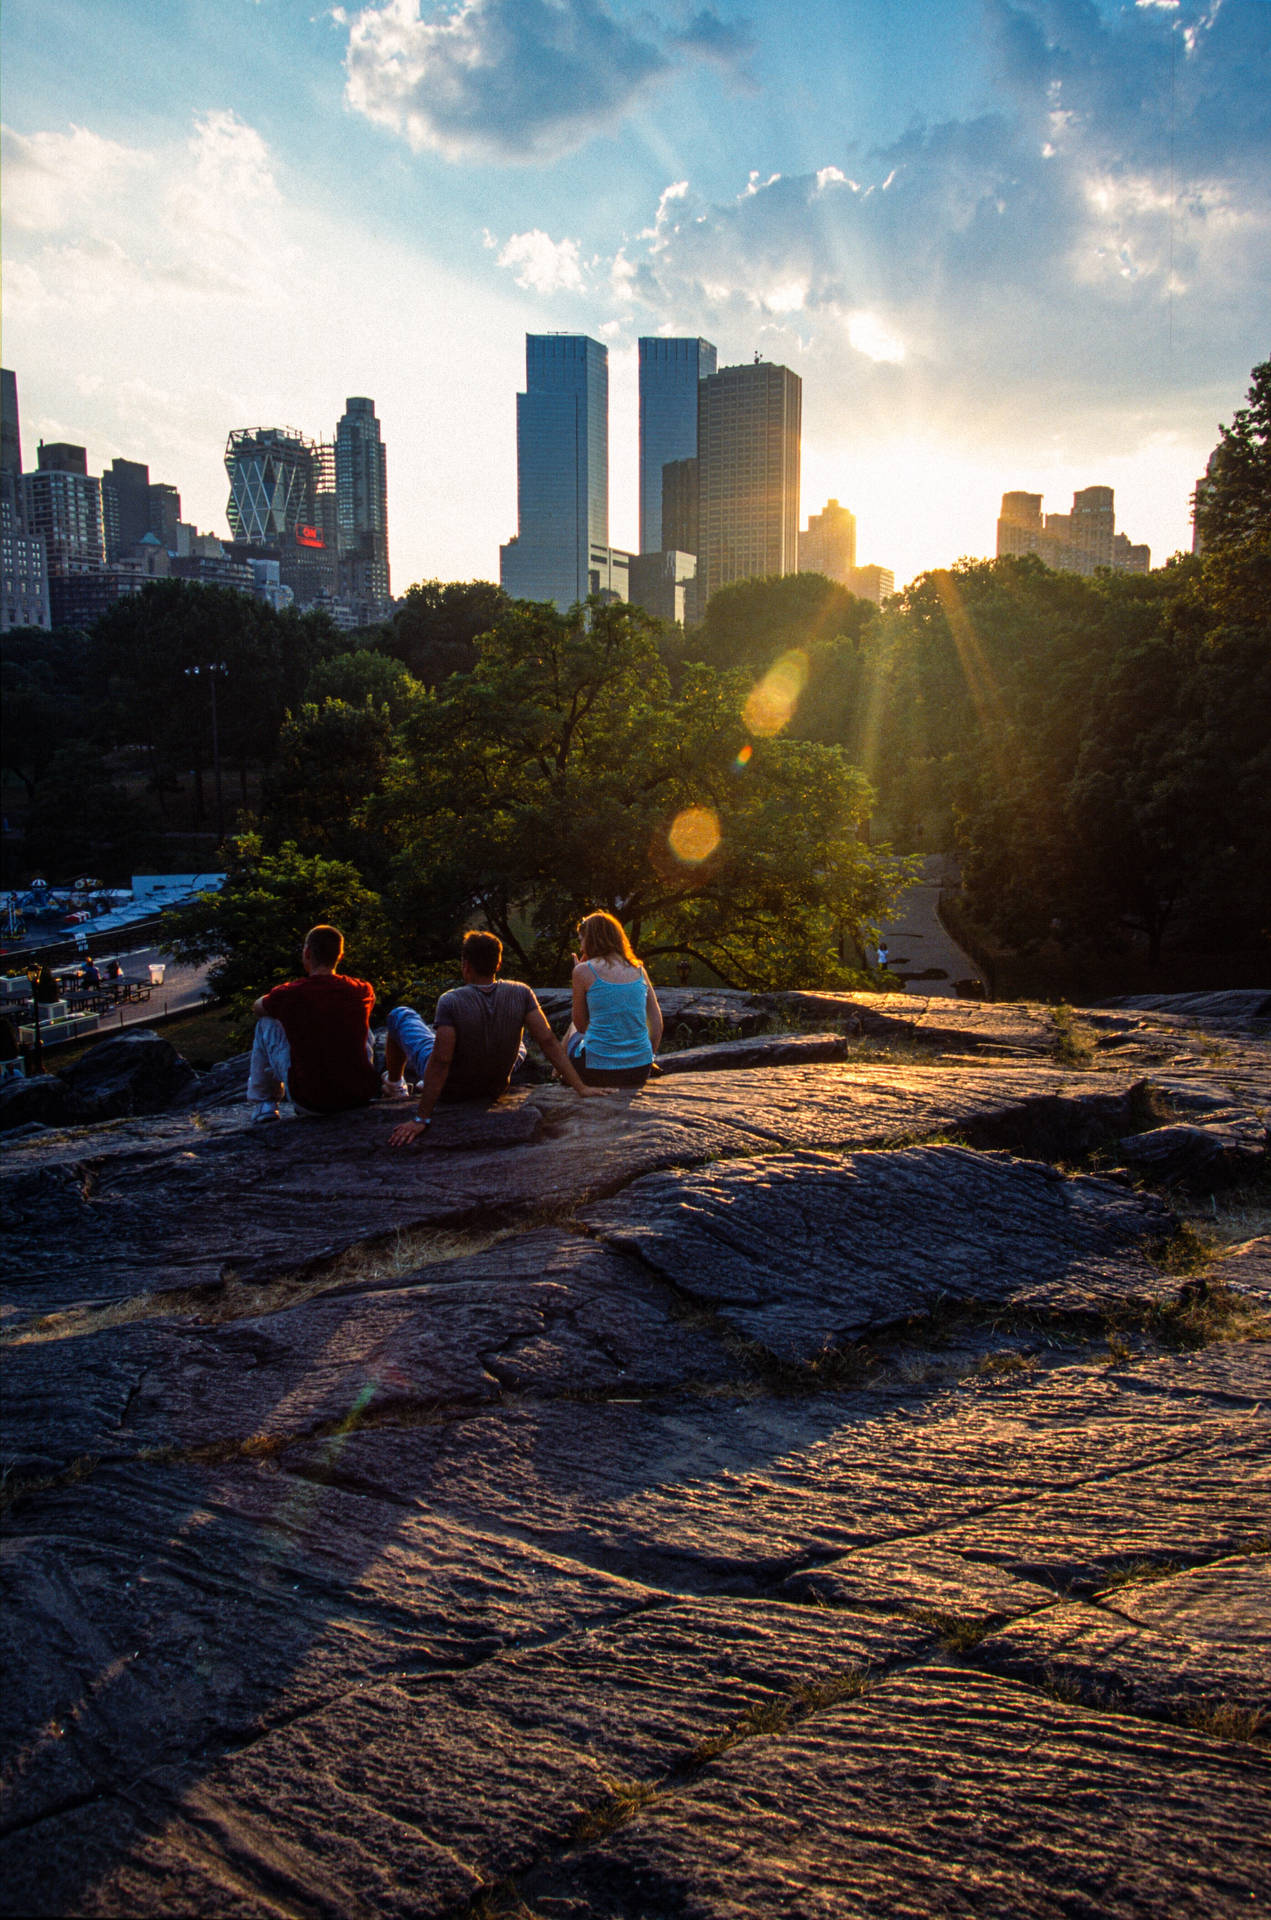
{"left": 877, "top": 855, "right": 976, "bottom": 998}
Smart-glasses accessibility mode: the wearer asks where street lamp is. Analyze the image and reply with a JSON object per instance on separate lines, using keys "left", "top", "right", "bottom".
{"left": 25, "top": 963, "right": 44, "bottom": 1074}
{"left": 184, "top": 663, "right": 228, "bottom": 843}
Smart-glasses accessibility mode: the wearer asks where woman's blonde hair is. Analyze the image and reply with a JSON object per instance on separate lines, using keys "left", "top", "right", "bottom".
{"left": 578, "top": 910, "right": 640, "bottom": 966}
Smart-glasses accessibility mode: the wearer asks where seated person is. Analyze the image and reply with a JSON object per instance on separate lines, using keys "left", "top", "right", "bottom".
{"left": 82, "top": 959, "right": 101, "bottom": 990}
{"left": 564, "top": 910, "right": 663, "bottom": 1089}
{"left": 386, "top": 929, "right": 598, "bottom": 1147}
{"left": 247, "top": 923, "right": 379, "bottom": 1122}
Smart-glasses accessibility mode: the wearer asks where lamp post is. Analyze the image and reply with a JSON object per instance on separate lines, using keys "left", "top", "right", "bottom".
{"left": 25, "top": 963, "right": 44, "bottom": 1074}
{"left": 184, "top": 663, "right": 228, "bottom": 843}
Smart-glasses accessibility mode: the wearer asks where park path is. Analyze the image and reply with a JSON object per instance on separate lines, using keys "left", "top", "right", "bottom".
{"left": 877, "top": 855, "right": 976, "bottom": 997}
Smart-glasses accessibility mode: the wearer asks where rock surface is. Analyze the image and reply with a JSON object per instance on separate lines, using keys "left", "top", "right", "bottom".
{"left": 1, "top": 990, "right": 1268, "bottom": 1917}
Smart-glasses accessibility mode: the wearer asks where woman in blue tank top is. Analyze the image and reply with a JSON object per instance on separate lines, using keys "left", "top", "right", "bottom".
{"left": 565, "top": 911, "right": 664, "bottom": 1089}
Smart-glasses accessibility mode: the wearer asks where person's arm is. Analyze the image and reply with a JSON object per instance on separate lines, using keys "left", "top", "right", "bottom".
{"left": 388, "top": 1025, "right": 457, "bottom": 1147}
{"left": 524, "top": 997, "right": 603, "bottom": 1096}
{"left": 644, "top": 971, "right": 664, "bottom": 1052}
{"left": 570, "top": 962, "right": 591, "bottom": 1036}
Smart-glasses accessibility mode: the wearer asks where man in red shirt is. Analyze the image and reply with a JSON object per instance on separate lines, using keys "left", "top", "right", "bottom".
{"left": 246, "top": 924, "right": 380, "bottom": 1121}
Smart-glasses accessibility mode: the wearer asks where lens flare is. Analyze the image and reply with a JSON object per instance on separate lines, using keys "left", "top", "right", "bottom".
{"left": 743, "top": 649, "right": 809, "bottom": 736}
{"left": 734, "top": 743, "right": 753, "bottom": 770}
{"left": 668, "top": 806, "right": 722, "bottom": 864}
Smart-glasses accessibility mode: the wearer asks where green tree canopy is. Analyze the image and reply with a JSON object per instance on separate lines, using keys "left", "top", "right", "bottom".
{"left": 1196, "top": 358, "right": 1271, "bottom": 550}
{"left": 384, "top": 579, "right": 509, "bottom": 685}
{"left": 304, "top": 649, "right": 420, "bottom": 720}
{"left": 383, "top": 598, "right": 910, "bottom": 986}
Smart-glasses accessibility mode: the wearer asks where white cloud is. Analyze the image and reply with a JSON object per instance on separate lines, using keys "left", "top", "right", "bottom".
{"left": 496, "top": 227, "right": 586, "bottom": 294}
{"left": 846, "top": 311, "right": 905, "bottom": 363}
{"left": 0, "top": 124, "right": 148, "bottom": 232}
{"left": 343, "top": 0, "right": 669, "bottom": 163}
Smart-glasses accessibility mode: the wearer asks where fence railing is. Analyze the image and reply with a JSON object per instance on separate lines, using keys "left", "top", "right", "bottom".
{"left": 0, "top": 914, "right": 170, "bottom": 974}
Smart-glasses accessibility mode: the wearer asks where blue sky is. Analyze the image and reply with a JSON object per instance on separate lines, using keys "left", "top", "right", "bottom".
{"left": 3, "top": 0, "right": 1268, "bottom": 589}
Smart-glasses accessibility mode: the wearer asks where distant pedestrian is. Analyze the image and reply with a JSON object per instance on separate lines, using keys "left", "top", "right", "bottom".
{"left": 876, "top": 942, "right": 889, "bottom": 971}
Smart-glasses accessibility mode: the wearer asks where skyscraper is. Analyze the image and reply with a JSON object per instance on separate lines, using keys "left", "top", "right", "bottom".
{"left": 225, "top": 426, "right": 336, "bottom": 603}
{"left": 697, "top": 360, "right": 801, "bottom": 606}
{"left": 638, "top": 336, "right": 716, "bottom": 554}
{"left": 101, "top": 458, "right": 151, "bottom": 560}
{"left": 1, "top": 369, "right": 21, "bottom": 482}
{"left": 500, "top": 334, "right": 611, "bottom": 611}
{"left": 1, "top": 368, "right": 52, "bottom": 631}
{"left": 996, "top": 487, "right": 1149, "bottom": 575}
{"left": 335, "top": 396, "right": 390, "bottom": 609}
{"left": 22, "top": 442, "right": 105, "bottom": 576}
{"left": 799, "top": 498, "right": 857, "bottom": 581}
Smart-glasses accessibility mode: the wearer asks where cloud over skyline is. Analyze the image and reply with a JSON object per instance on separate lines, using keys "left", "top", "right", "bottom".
{"left": 2, "top": 0, "right": 1267, "bottom": 589}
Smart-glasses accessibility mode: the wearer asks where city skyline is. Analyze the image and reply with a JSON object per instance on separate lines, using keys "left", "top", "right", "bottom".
{"left": 2, "top": 0, "right": 1268, "bottom": 591}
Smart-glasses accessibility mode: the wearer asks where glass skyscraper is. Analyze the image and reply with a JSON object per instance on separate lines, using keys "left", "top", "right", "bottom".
{"left": 638, "top": 337, "right": 716, "bottom": 554}
{"left": 335, "top": 396, "right": 390, "bottom": 608}
{"left": 697, "top": 360, "right": 802, "bottom": 606}
{"left": 501, "top": 334, "right": 609, "bottom": 611}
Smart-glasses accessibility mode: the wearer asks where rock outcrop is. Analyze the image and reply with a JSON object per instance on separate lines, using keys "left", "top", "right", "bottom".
{"left": 1, "top": 990, "right": 1267, "bottom": 1917}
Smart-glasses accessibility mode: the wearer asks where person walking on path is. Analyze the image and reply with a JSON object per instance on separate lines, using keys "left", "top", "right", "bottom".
{"left": 246, "top": 924, "right": 379, "bottom": 1122}
{"left": 386, "top": 930, "right": 600, "bottom": 1148}
{"left": 563, "top": 910, "right": 663, "bottom": 1090}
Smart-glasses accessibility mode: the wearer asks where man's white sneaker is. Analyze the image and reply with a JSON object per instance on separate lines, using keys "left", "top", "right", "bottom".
{"left": 252, "top": 1102, "right": 281, "bottom": 1123}
{"left": 381, "top": 1075, "right": 411, "bottom": 1100}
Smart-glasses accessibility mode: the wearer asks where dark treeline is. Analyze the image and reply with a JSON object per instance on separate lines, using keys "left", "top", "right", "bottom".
{"left": 3, "top": 360, "right": 1266, "bottom": 998}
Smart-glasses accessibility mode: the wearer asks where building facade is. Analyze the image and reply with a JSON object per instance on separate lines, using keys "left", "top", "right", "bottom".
{"left": 101, "top": 458, "right": 151, "bottom": 560}
{"left": 843, "top": 565, "right": 894, "bottom": 606}
{"left": 696, "top": 360, "right": 802, "bottom": 607}
{"left": 22, "top": 445, "right": 106, "bottom": 577}
{"left": 0, "top": 368, "right": 51, "bottom": 631}
{"left": 225, "top": 426, "right": 337, "bottom": 605}
{"left": 500, "top": 334, "right": 610, "bottom": 611}
{"left": 638, "top": 337, "right": 716, "bottom": 554}
{"left": 799, "top": 498, "right": 857, "bottom": 580}
{"left": 335, "top": 396, "right": 391, "bottom": 612}
{"left": 997, "top": 487, "right": 1150, "bottom": 576}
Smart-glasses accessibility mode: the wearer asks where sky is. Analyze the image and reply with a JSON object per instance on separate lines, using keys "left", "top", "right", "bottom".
{"left": 2, "top": 0, "right": 1268, "bottom": 594}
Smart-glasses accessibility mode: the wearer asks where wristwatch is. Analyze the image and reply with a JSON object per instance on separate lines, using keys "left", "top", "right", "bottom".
{"left": 413, "top": 1115, "right": 432, "bottom": 1127}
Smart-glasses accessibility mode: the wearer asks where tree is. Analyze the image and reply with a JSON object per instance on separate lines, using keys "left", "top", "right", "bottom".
{"left": 691, "top": 572, "right": 875, "bottom": 671}
{"left": 304, "top": 649, "right": 420, "bottom": 721}
{"left": 0, "top": 628, "right": 93, "bottom": 801}
{"left": 1195, "top": 359, "right": 1271, "bottom": 551}
{"left": 261, "top": 697, "right": 397, "bottom": 875}
{"left": 383, "top": 598, "right": 911, "bottom": 986}
{"left": 161, "top": 833, "right": 400, "bottom": 1009}
{"left": 384, "top": 579, "right": 509, "bottom": 685}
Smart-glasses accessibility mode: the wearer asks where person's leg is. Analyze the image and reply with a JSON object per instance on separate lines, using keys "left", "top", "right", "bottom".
{"left": 246, "top": 1016, "right": 290, "bottom": 1112}
{"left": 385, "top": 1005, "right": 436, "bottom": 1084}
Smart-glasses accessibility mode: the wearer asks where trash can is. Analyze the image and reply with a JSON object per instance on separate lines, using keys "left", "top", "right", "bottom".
{"left": 148, "top": 963, "right": 166, "bottom": 986}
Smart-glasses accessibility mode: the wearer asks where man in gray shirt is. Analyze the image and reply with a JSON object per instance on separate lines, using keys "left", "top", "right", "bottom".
{"left": 386, "top": 929, "right": 597, "bottom": 1147}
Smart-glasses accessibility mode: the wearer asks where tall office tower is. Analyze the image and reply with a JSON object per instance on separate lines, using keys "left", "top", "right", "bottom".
{"left": 996, "top": 487, "right": 1149, "bottom": 575}
{"left": 996, "top": 491, "right": 1044, "bottom": 559}
{"left": 22, "top": 443, "right": 105, "bottom": 575}
{"left": 799, "top": 498, "right": 857, "bottom": 581}
{"left": 335, "top": 396, "right": 391, "bottom": 607}
{"left": 0, "top": 373, "right": 52, "bottom": 631}
{"left": 696, "top": 360, "right": 801, "bottom": 607}
{"left": 501, "top": 334, "right": 611, "bottom": 611}
{"left": 1, "top": 369, "right": 21, "bottom": 481}
{"left": 101, "top": 458, "right": 151, "bottom": 560}
{"left": 148, "top": 482, "right": 182, "bottom": 550}
{"left": 638, "top": 337, "right": 716, "bottom": 554}
{"left": 225, "top": 426, "right": 335, "bottom": 604}
{"left": 661, "top": 456, "right": 699, "bottom": 558}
